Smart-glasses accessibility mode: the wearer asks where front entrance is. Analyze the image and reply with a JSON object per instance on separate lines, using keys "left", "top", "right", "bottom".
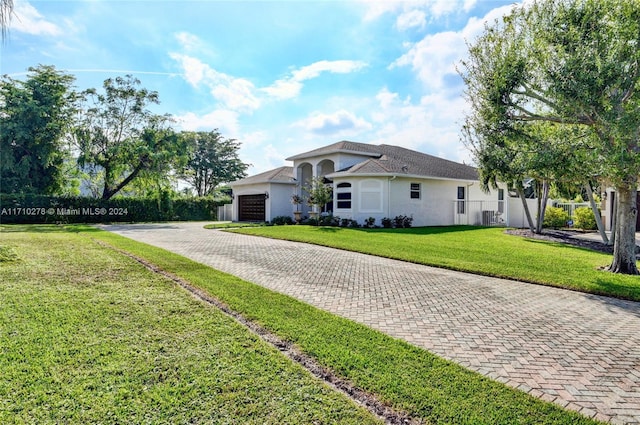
{"left": 238, "top": 194, "right": 265, "bottom": 221}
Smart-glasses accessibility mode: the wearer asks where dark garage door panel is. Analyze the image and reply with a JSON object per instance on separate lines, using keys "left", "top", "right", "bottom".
{"left": 238, "top": 195, "right": 265, "bottom": 221}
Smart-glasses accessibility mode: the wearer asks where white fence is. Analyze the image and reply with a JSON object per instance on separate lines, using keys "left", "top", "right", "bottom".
{"left": 552, "top": 202, "right": 589, "bottom": 219}
{"left": 453, "top": 200, "right": 506, "bottom": 226}
{"left": 217, "top": 204, "right": 233, "bottom": 221}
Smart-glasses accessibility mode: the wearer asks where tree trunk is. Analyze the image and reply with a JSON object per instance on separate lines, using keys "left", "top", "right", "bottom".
{"left": 608, "top": 182, "right": 638, "bottom": 274}
{"left": 516, "top": 182, "right": 535, "bottom": 233}
{"left": 610, "top": 195, "right": 617, "bottom": 247}
{"left": 584, "top": 182, "right": 608, "bottom": 244}
{"left": 535, "top": 179, "right": 549, "bottom": 234}
{"left": 102, "top": 165, "right": 144, "bottom": 200}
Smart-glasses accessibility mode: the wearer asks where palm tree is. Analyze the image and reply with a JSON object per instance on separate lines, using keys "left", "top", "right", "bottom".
{"left": 1, "top": 0, "right": 14, "bottom": 41}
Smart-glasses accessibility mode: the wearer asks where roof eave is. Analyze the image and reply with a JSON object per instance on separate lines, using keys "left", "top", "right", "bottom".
{"left": 229, "top": 179, "right": 296, "bottom": 186}
{"left": 327, "top": 171, "right": 479, "bottom": 182}
{"left": 286, "top": 149, "right": 381, "bottom": 161}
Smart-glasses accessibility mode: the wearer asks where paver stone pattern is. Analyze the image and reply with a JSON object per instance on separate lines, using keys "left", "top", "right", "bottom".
{"left": 103, "top": 223, "right": 640, "bottom": 424}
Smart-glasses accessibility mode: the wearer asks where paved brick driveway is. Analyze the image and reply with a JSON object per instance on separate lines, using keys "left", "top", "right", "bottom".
{"left": 103, "top": 222, "right": 640, "bottom": 424}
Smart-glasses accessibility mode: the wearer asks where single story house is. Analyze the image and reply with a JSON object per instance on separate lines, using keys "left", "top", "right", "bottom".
{"left": 228, "top": 141, "right": 537, "bottom": 228}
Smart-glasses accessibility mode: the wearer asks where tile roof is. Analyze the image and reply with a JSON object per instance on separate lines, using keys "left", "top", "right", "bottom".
{"left": 233, "top": 142, "right": 478, "bottom": 186}
{"left": 324, "top": 143, "right": 478, "bottom": 181}
{"left": 228, "top": 166, "right": 294, "bottom": 186}
{"left": 285, "top": 140, "right": 382, "bottom": 161}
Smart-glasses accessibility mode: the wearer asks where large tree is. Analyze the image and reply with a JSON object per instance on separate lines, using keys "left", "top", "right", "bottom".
{"left": 73, "top": 75, "right": 185, "bottom": 200}
{"left": 460, "top": 0, "right": 640, "bottom": 274}
{"left": 0, "top": 65, "right": 77, "bottom": 194}
{"left": 179, "top": 130, "right": 248, "bottom": 197}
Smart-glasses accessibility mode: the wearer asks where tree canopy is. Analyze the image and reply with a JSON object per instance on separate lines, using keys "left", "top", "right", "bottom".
{"left": 1, "top": 67, "right": 249, "bottom": 201}
{"left": 73, "top": 75, "right": 186, "bottom": 200}
{"left": 460, "top": 0, "right": 640, "bottom": 273}
{"left": 179, "top": 130, "right": 248, "bottom": 197}
{"left": 0, "top": 65, "right": 77, "bottom": 195}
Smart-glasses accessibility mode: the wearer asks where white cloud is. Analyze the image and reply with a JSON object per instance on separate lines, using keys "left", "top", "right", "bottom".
{"left": 263, "top": 60, "right": 367, "bottom": 100}
{"left": 12, "top": 0, "right": 62, "bottom": 36}
{"left": 210, "top": 77, "right": 260, "bottom": 112}
{"left": 170, "top": 53, "right": 260, "bottom": 112}
{"left": 175, "top": 109, "right": 240, "bottom": 136}
{"left": 293, "top": 60, "right": 367, "bottom": 81}
{"left": 238, "top": 138, "right": 291, "bottom": 175}
{"left": 260, "top": 78, "right": 303, "bottom": 100}
{"left": 363, "top": 0, "right": 479, "bottom": 22}
{"left": 296, "top": 109, "right": 372, "bottom": 136}
{"left": 396, "top": 9, "right": 426, "bottom": 31}
{"left": 367, "top": 87, "right": 471, "bottom": 163}
{"left": 391, "top": 4, "right": 516, "bottom": 91}
{"left": 175, "top": 32, "right": 203, "bottom": 52}
{"left": 391, "top": 30, "right": 465, "bottom": 91}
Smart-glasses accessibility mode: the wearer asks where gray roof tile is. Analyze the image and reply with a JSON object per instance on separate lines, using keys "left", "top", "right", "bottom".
{"left": 229, "top": 166, "right": 294, "bottom": 186}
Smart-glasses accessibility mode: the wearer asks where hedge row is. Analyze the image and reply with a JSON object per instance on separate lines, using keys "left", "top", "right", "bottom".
{"left": 0, "top": 194, "right": 225, "bottom": 224}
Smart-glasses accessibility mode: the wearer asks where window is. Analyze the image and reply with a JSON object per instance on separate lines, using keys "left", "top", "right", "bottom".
{"left": 457, "top": 186, "right": 465, "bottom": 214}
{"left": 498, "top": 188, "right": 504, "bottom": 213}
{"left": 336, "top": 182, "right": 352, "bottom": 209}
{"left": 410, "top": 183, "right": 421, "bottom": 199}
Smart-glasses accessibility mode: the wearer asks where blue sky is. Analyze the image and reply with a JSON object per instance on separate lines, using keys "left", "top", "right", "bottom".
{"left": 2, "top": 0, "right": 519, "bottom": 175}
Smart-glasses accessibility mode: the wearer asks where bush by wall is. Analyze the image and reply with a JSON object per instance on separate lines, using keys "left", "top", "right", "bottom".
{"left": 0, "top": 194, "right": 223, "bottom": 224}
{"left": 573, "top": 207, "right": 597, "bottom": 231}
{"left": 271, "top": 216, "right": 294, "bottom": 225}
{"left": 543, "top": 206, "right": 570, "bottom": 229}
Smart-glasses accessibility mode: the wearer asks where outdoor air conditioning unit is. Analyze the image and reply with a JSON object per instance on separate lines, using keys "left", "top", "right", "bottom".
{"left": 482, "top": 210, "right": 495, "bottom": 226}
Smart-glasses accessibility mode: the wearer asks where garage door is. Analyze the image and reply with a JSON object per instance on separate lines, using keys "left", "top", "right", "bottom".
{"left": 238, "top": 195, "right": 265, "bottom": 221}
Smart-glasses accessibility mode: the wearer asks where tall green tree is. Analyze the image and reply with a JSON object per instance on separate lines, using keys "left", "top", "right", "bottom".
{"left": 460, "top": 0, "right": 640, "bottom": 274}
{"left": 73, "top": 75, "right": 185, "bottom": 200}
{"left": 0, "top": 65, "right": 77, "bottom": 194}
{"left": 179, "top": 130, "right": 248, "bottom": 197}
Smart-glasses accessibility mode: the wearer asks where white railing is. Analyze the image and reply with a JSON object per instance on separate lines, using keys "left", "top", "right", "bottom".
{"left": 553, "top": 202, "right": 589, "bottom": 219}
{"left": 453, "top": 200, "right": 506, "bottom": 226}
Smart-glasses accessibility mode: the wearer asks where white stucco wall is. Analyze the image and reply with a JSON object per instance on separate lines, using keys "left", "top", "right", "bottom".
{"left": 269, "top": 183, "right": 297, "bottom": 220}
{"left": 331, "top": 176, "right": 511, "bottom": 227}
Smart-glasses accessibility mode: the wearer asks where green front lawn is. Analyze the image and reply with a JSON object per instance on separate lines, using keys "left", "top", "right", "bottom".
{"left": 0, "top": 226, "right": 380, "bottom": 424}
{"left": 228, "top": 225, "right": 640, "bottom": 301}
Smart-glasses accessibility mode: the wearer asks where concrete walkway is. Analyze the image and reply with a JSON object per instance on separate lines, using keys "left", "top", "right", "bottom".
{"left": 103, "top": 222, "right": 640, "bottom": 424}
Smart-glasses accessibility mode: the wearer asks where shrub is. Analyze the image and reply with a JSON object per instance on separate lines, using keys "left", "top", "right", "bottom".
{"left": 381, "top": 217, "right": 393, "bottom": 228}
{"left": 339, "top": 218, "right": 359, "bottom": 228}
{"left": 271, "top": 215, "right": 294, "bottom": 225}
{"left": 0, "top": 194, "right": 223, "bottom": 224}
{"left": 303, "top": 217, "right": 318, "bottom": 226}
{"left": 573, "top": 207, "right": 597, "bottom": 230}
{"left": 347, "top": 219, "right": 360, "bottom": 228}
{"left": 318, "top": 214, "right": 340, "bottom": 226}
{"left": 393, "top": 215, "right": 413, "bottom": 228}
{"left": 365, "top": 217, "right": 376, "bottom": 228}
{"left": 543, "top": 206, "right": 569, "bottom": 229}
